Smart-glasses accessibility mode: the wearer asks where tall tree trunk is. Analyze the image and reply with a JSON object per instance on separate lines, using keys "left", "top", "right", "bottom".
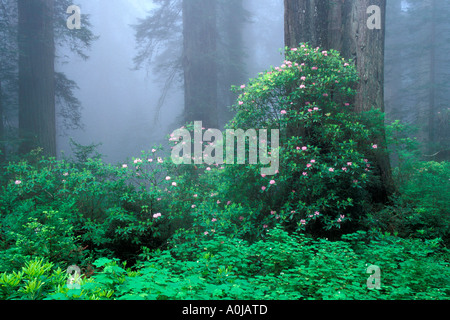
{"left": 18, "top": 0, "right": 56, "bottom": 157}
{"left": 284, "top": 0, "right": 393, "bottom": 201}
{"left": 182, "top": 0, "right": 218, "bottom": 129}
{"left": 285, "top": 0, "right": 386, "bottom": 112}
{"left": 428, "top": 0, "right": 436, "bottom": 154}
{"left": 0, "top": 80, "right": 5, "bottom": 162}
{"left": 217, "top": 0, "right": 247, "bottom": 128}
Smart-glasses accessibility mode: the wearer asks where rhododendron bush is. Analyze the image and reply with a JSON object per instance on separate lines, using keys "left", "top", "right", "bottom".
{"left": 202, "top": 44, "right": 385, "bottom": 238}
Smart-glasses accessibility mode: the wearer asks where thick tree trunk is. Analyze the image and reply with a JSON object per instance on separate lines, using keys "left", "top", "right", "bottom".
{"left": 182, "top": 0, "right": 218, "bottom": 129}
{"left": 284, "top": 0, "right": 393, "bottom": 201}
{"left": 285, "top": 0, "right": 386, "bottom": 112}
{"left": 18, "top": 0, "right": 56, "bottom": 157}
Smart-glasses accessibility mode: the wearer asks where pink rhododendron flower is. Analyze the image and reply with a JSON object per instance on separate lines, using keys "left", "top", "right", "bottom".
{"left": 261, "top": 186, "right": 266, "bottom": 191}
{"left": 281, "top": 110, "right": 287, "bottom": 115}
{"left": 300, "top": 76, "right": 306, "bottom": 81}
{"left": 302, "top": 146, "right": 307, "bottom": 151}
{"left": 15, "top": 180, "right": 22, "bottom": 185}
{"left": 311, "top": 159, "right": 316, "bottom": 163}
{"left": 299, "top": 84, "right": 306, "bottom": 89}
{"left": 238, "top": 101, "right": 244, "bottom": 105}
{"left": 269, "top": 180, "right": 276, "bottom": 185}
{"left": 153, "top": 213, "right": 162, "bottom": 219}
{"left": 329, "top": 168, "right": 335, "bottom": 172}
{"left": 372, "top": 144, "right": 378, "bottom": 149}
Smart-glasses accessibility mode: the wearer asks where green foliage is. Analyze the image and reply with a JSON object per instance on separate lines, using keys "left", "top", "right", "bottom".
{"left": 0, "top": 43, "right": 448, "bottom": 301}
{"left": 2, "top": 228, "right": 447, "bottom": 300}
{"left": 0, "top": 147, "right": 187, "bottom": 271}
{"left": 179, "top": 44, "right": 386, "bottom": 239}
{"left": 0, "top": 258, "right": 67, "bottom": 300}
{"left": 365, "top": 161, "right": 450, "bottom": 244}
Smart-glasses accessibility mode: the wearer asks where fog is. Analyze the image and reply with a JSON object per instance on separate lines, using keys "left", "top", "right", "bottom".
{"left": 56, "top": 0, "right": 284, "bottom": 164}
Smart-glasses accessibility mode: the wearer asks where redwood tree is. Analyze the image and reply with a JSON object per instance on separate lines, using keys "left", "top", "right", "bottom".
{"left": 18, "top": 0, "right": 56, "bottom": 156}
{"left": 284, "top": 0, "right": 393, "bottom": 200}
{"left": 182, "top": 0, "right": 218, "bottom": 129}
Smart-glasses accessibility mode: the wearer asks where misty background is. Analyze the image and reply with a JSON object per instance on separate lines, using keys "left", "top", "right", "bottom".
{"left": 56, "top": 0, "right": 284, "bottom": 163}
{"left": 2, "top": 0, "right": 444, "bottom": 164}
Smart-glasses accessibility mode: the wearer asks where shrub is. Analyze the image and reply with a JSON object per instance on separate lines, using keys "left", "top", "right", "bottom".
{"left": 0, "top": 148, "right": 189, "bottom": 269}
{"left": 178, "top": 43, "right": 387, "bottom": 239}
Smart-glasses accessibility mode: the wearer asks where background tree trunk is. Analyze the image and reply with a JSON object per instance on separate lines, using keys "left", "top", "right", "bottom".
{"left": 18, "top": 0, "right": 56, "bottom": 157}
{"left": 428, "top": 0, "right": 436, "bottom": 154}
{"left": 0, "top": 80, "right": 4, "bottom": 162}
{"left": 217, "top": 0, "right": 248, "bottom": 128}
{"left": 182, "top": 0, "right": 218, "bottom": 129}
{"left": 284, "top": 0, "right": 393, "bottom": 201}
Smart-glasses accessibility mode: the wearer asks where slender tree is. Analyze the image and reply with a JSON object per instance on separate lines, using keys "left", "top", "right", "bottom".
{"left": 216, "top": 0, "right": 248, "bottom": 126}
{"left": 18, "top": 0, "right": 56, "bottom": 156}
{"left": 386, "top": 0, "right": 450, "bottom": 160}
{"left": 0, "top": 81, "right": 4, "bottom": 162}
{"left": 284, "top": 0, "right": 393, "bottom": 200}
